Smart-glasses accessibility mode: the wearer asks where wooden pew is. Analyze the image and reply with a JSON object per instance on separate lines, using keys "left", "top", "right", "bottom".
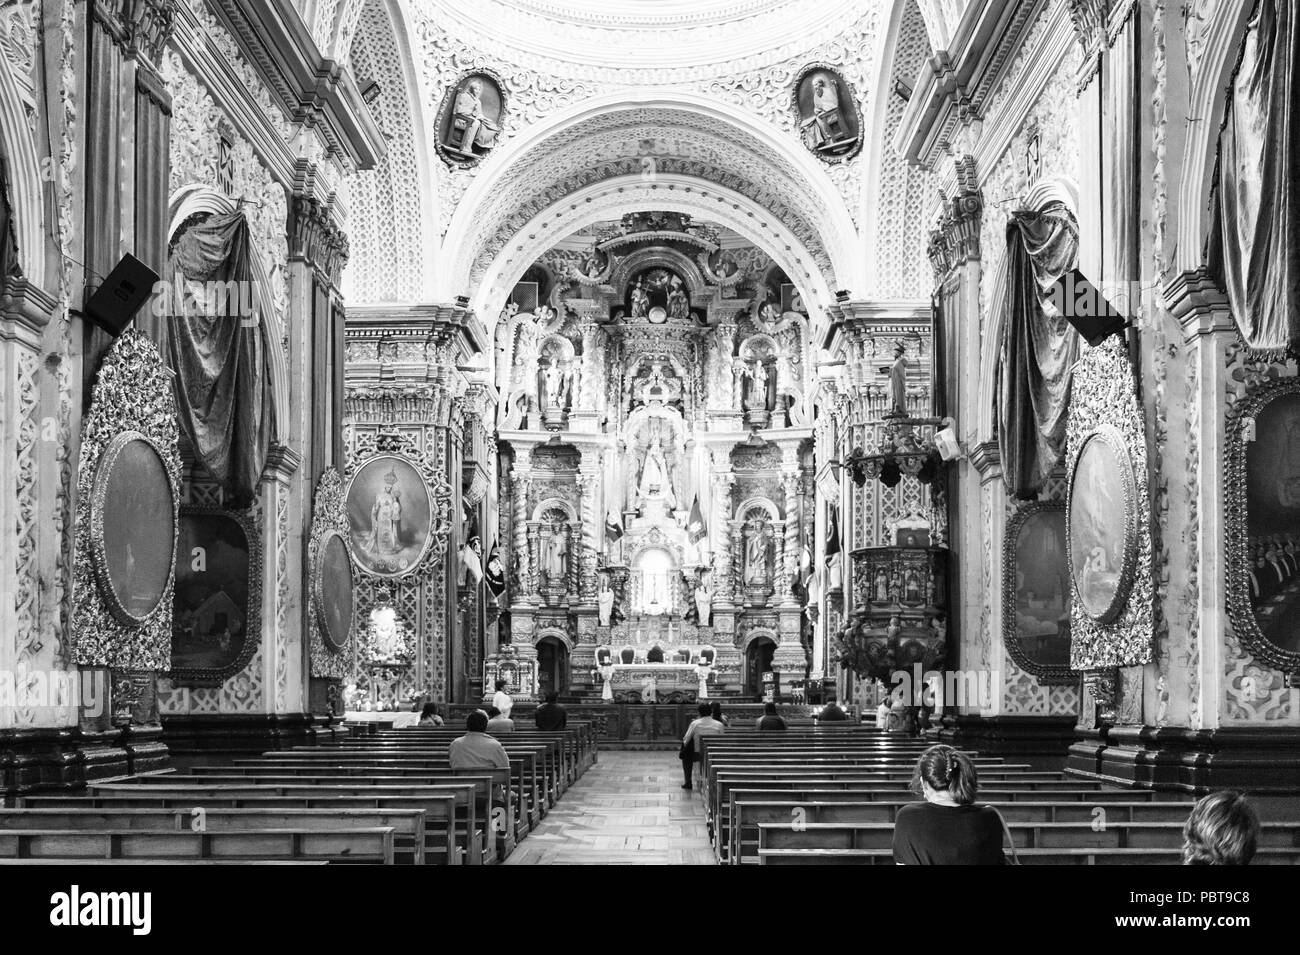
{"left": 23, "top": 790, "right": 481, "bottom": 865}
{"left": 0, "top": 806, "right": 439, "bottom": 866}
{"left": 756, "top": 846, "right": 1300, "bottom": 864}
{"left": 83, "top": 780, "right": 507, "bottom": 863}
{"left": 725, "top": 795, "right": 1198, "bottom": 863}
{"left": 0, "top": 827, "right": 397, "bottom": 863}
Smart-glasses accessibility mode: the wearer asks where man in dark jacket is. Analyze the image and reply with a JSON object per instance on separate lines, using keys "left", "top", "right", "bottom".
{"left": 534, "top": 691, "right": 568, "bottom": 731}
{"left": 755, "top": 701, "right": 787, "bottom": 730}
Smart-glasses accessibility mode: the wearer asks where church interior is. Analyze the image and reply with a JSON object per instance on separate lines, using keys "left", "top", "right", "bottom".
{"left": 1, "top": 0, "right": 1299, "bottom": 877}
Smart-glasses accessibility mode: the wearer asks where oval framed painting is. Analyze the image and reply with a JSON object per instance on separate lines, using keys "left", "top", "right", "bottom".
{"left": 314, "top": 529, "right": 354, "bottom": 652}
{"left": 90, "top": 431, "right": 178, "bottom": 626}
{"left": 1067, "top": 427, "right": 1138, "bottom": 625}
{"left": 346, "top": 454, "right": 435, "bottom": 578}
{"left": 1226, "top": 378, "right": 1300, "bottom": 672}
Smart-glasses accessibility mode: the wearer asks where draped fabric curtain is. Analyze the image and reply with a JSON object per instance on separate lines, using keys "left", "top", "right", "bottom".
{"left": 165, "top": 210, "right": 273, "bottom": 505}
{"left": 1206, "top": 0, "right": 1300, "bottom": 356}
{"left": 995, "top": 201, "right": 1081, "bottom": 499}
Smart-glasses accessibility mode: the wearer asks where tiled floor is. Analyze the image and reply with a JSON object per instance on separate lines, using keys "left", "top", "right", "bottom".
{"left": 503, "top": 750, "right": 717, "bottom": 865}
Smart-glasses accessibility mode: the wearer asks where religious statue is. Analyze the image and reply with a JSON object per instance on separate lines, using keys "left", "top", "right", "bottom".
{"left": 542, "top": 522, "right": 568, "bottom": 586}
{"left": 874, "top": 567, "right": 889, "bottom": 604}
{"left": 639, "top": 674, "right": 658, "bottom": 704}
{"left": 597, "top": 574, "right": 615, "bottom": 627}
{"left": 667, "top": 276, "right": 690, "bottom": 321}
{"left": 364, "top": 468, "right": 403, "bottom": 558}
{"left": 450, "top": 78, "right": 500, "bottom": 157}
{"left": 800, "top": 72, "right": 847, "bottom": 153}
{"left": 885, "top": 341, "right": 908, "bottom": 417}
{"left": 744, "top": 516, "right": 773, "bottom": 586}
{"left": 638, "top": 436, "right": 676, "bottom": 508}
{"left": 543, "top": 360, "right": 567, "bottom": 409}
{"left": 630, "top": 278, "right": 650, "bottom": 319}
{"left": 742, "top": 360, "right": 770, "bottom": 411}
{"left": 694, "top": 580, "right": 712, "bottom": 627}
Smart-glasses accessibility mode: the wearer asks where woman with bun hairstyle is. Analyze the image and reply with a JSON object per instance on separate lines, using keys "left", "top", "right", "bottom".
{"left": 892, "top": 744, "right": 1011, "bottom": 865}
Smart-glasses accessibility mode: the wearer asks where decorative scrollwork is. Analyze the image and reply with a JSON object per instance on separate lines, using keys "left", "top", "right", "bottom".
{"left": 308, "top": 468, "right": 352, "bottom": 678}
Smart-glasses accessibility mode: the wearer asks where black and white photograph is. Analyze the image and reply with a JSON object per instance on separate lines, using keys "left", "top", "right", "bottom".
{"left": 0, "top": 0, "right": 1294, "bottom": 928}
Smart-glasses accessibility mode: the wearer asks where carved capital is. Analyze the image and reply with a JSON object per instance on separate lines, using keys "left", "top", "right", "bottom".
{"left": 288, "top": 194, "right": 350, "bottom": 288}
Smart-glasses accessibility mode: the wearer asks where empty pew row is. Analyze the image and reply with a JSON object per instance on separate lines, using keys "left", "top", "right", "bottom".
{"left": 0, "top": 828, "right": 397, "bottom": 863}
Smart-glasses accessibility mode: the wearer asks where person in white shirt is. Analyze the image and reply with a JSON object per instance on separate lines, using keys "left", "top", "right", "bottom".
{"left": 491, "top": 679, "right": 513, "bottom": 719}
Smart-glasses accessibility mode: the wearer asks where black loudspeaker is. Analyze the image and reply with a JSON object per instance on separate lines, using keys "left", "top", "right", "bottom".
{"left": 1048, "top": 268, "right": 1129, "bottom": 346}
{"left": 84, "top": 253, "right": 159, "bottom": 337}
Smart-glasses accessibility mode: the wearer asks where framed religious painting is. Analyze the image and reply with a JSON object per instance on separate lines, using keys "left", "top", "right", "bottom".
{"left": 1226, "top": 378, "right": 1300, "bottom": 673}
{"left": 314, "top": 528, "right": 354, "bottom": 653}
{"left": 89, "top": 431, "right": 178, "bottom": 626}
{"left": 1003, "top": 501, "right": 1076, "bottom": 683}
{"left": 435, "top": 70, "right": 506, "bottom": 168}
{"left": 1067, "top": 427, "right": 1139, "bottom": 626}
{"left": 791, "top": 64, "right": 863, "bottom": 162}
{"left": 170, "top": 507, "right": 261, "bottom": 685}
{"left": 346, "top": 454, "right": 435, "bottom": 578}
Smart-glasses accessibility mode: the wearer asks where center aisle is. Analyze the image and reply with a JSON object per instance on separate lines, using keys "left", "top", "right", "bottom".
{"left": 503, "top": 750, "right": 716, "bottom": 865}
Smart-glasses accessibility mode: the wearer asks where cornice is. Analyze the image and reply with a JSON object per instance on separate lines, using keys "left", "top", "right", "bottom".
{"left": 208, "top": 0, "right": 384, "bottom": 169}
{"left": 895, "top": 0, "right": 1048, "bottom": 170}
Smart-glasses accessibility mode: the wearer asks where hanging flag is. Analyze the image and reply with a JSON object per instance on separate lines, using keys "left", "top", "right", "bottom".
{"left": 687, "top": 496, "right": 707, "bottom": 544}
{"left": 605, "top": 507, "right": 624, "bottom": 542}
{"left": 484, "top": 541, "right": 506, "bottom": 598}
{"left": 825, "top": 508, "right": 842, "bottom": 566}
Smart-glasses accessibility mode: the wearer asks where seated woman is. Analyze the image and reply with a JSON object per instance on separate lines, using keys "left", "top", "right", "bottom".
{"left": 892, "top": 745, "right": 1010, "bottom": 865}
{"left": 418, "top": 702, "right": 444, "bottom": 727}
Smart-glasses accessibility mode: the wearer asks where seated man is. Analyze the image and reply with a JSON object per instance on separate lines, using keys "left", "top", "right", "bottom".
{"left": 817, "top": 701, "right": 850, "bottom": 722}
{"left": 534, "top": 691, "right": 568, "bottom": 731}
{"left": 485, "top": 705, "right": 515, "bottom": 734}
{"left": 755, "top": 701, "right": 787, "bottom": 731}
{"left": 448, "top": 710, "right": 510, "bottom": 770}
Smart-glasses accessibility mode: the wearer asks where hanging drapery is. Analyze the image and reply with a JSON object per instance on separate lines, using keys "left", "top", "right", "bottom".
{"left": 995, "top": 201, "right": 1080, "bottom": 499}
{"left": 165, "top": 210, "right": 274, "bottom": 505}
{"left": 1206, "top": 0, "right": 1300, "bottom": 357}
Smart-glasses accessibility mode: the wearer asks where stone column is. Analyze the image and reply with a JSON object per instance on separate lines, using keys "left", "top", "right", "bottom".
{"left": 526, "top": 523, "right": 541, "bottom": 601}
{"left": 576, "top": 469, "right": 600, "bottom": 604}
{"left": 511, "top": 469, "right": 532, "bottom": 607}
{"left": 711, "top": 468, "right": 736, "bottom": 609}
{"left": 781, "top": 467, "right": 802, "bottom": 609}
{"left": 730, "top": 520, "right": 745, "bottom": 605}
{"left": 260, "top": 444, "right": 303, "bottom": 714}
{"left": 772, "top": 519, "right": 789, "bottom": 607}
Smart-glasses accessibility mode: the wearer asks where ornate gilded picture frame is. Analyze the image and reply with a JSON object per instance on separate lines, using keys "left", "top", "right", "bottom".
{"left": 1226, "top": 377, "right": 1300, "bottom": 676}
{"left": 1003, "top": 501, "right": 1077, "bottom": 684}
{"left": 89, "top": 430, "right": 179, "bottom": 627}
{"left": 1067, "top": 427, "right": 1138, "bottom": 626}
{"left": 169, "top": 506, "right": 262, "bottom": 686}
{"left": 346, "top": 454, "right": 436, "bottom": 578}
{"left": 313, "top": 528, "right": 354, "bottom": 653}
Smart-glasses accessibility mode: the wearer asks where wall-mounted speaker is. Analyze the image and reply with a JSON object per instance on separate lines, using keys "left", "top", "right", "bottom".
{"left": 84, "top": 253, "right": 159, "bottom": 337}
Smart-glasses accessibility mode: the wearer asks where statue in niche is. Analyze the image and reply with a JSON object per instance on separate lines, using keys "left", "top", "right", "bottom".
{"left": 542, "top": 360, "right": 569, "bottom": 409}
{"left": 884, "top": 340, "right": 908, "bottom": 417}
{"left": 638, "top": 435, "right": 677, "bottom": 508}
{"left": 873, "top": 567, "right": 889, "bottom": 604}
{"left": 742, "top": 360, "right": 770, "bottom": 411}
{"left": 695, "top": 578, "right": 712, "bottom": 627}
{"left": 597, "top": 573, "right": 615, "bottom": 627}
{"left": 630, "top": 278, "right": 650, "bottom": 319}
{"left": 667, "top": 275, "right": 690, "bottom": 322}
{"left": 541, "top": 521, "right": 569, "bottom": 586}
{"left": 744, "top": 515, "right": 773, "bottom": 587}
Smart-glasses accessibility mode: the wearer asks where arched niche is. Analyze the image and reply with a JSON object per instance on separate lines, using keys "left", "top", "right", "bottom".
{"left": 530, "top": 497, "right": 577, "bottom": 524}
{"left": 608, "top": 246, "right": 711, "bottom": 304}
{"left": 734, "top": 496, "right": 782, "bottom": 523}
